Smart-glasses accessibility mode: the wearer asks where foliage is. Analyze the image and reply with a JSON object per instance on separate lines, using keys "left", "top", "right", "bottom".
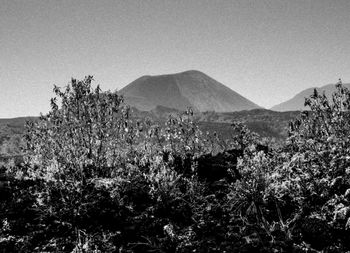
{"left": 3, "top": 77, "right": 350, "bottom": 252}
{"left": 24, "top": 76, "right": 134, "bottom": 181}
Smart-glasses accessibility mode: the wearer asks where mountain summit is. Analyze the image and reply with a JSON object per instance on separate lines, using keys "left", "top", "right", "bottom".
{"left": 119, "top": 70, "right": 260, "bottom": 112}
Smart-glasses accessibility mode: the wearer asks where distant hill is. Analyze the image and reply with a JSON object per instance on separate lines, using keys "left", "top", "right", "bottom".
{"left": 130, "top": 107, "right": 299, "bottom": 141}
{"left": 119, "top": 70, "right": 261, "bottom": 112}
{"left": 195, "top": 109, "right": 299, "bottom": 141}
{"left": 0, "top": 117, "right": 36, "bottom": 142}
{"left": 0, "top": 117, "right": 36, "bottom": 162}
{"left": 271, "top": 83, "right": 350, "bottom": 111}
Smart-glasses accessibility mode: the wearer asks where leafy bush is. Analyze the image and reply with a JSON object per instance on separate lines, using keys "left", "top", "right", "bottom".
{"left": 24, "top": 76, "right": 134, "bottom": 181}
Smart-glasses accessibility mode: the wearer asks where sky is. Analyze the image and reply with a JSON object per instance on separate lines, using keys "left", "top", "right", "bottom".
{"left": 1, "top": 0, "right": 350, "bottom": 118}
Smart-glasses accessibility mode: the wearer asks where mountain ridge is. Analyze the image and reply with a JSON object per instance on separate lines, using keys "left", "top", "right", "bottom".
{"left": 271, "top": 82, "right": 350, "bottom": 111}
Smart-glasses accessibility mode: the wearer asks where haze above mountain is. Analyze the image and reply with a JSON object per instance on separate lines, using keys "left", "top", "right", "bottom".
{"left": 119, "top": 70, "right": 260, "bottom": 112}
{"left": 271, "top": 83, "right": 350, "bottom": 111}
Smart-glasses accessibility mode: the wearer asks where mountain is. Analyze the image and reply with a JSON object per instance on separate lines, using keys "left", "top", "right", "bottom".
{"left": 271, "top": 83, "right": 350, "bottom": 111}
{"left": 119, "top": 70, "right": 261, "bottom": 112}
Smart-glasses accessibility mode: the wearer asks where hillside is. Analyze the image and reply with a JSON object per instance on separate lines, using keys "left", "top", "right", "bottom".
{"left": 271, "top": 82, "right": 350, "bottom": 111}
{"left": 119, "top": 70, "right": 260, "bottom": 112}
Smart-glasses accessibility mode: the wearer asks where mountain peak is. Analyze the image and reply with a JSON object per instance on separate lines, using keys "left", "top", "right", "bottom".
{"left": 143, "top": 70, "right": 205, "bottom": 78}
{"left": 180, "top": 69, "right": 205, "bottom": 75}
{"left": 119, "top": 70, "right": 260, "bottom": 112}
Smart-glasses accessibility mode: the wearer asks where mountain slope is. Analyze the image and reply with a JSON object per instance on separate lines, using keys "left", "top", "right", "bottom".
{"left": 271, "top": 83, "right": 350, "bottom": 111}
{"left": 119, "top": 70, "right": 260, "bottom": 112}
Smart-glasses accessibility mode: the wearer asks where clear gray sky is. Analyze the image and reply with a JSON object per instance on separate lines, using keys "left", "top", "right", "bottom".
{"left": 1, "top": 0, "right": 350, "bottom": 117}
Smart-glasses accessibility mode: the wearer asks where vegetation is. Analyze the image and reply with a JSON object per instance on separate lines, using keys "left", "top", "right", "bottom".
{"left": 0, "top": 106, "right": 298, "bottom": 157}
{"left": 1, "top": 77, "right": 350, "bottom": 252}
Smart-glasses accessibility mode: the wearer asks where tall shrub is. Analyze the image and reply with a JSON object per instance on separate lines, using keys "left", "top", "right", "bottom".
{"left": 25, "top": 76, "right": 132, "bottom": 182}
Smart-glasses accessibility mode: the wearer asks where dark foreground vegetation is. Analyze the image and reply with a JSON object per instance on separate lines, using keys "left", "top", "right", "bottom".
{"left": 1, "top": 77, "right": 350, "bottom": 252}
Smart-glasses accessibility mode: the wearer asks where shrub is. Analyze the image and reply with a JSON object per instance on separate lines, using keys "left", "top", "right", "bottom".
{"left": 24, "top": 76, "right": 132, "bottom": 182}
